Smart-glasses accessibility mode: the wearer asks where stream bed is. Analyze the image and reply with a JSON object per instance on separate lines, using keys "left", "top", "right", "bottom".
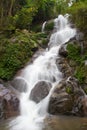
{"left": 0, "top": 116, "right": 87, "bottom": 130}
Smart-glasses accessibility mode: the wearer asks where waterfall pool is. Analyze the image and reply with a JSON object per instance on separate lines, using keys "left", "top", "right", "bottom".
{"left": 0, "top": 116, "right": 87, "bottom": 130}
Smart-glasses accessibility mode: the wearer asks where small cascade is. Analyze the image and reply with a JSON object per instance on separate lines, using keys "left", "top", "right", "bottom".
{"left": 68, "top": 0, "right": 73, "bottom": 7}
{"left": 48, "top": 14, "right": 76, "bottom": 47}
{"left": 41, "top": 21, "right": 47, "bottom": 33}
{"left": 9, "top": 14, "right": 76, "bottom": 130}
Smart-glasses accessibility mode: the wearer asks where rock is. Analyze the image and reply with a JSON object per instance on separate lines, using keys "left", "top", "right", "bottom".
{"left": 30, "top": 49, "right": 45, "bottom": 63}
{"left": 81, "top": 96, "right": 87, "bottom": 116}
{"left": 48, "top": 77, "right": 87, "bottom": 116}
{"left": 71, "top": 95, "right": 87, "bottom": 116}
{"left": 11, "top": 77, "right": 28, "bottom": 93}
{"left": 59, "top": 45, "right": 68, "bottom": 57}
{"left": 56, "top": 58, "right": 72, "bottom": 78}
{"left": 0, "top": 83, "right": 19, "bottom": 119}
{"left": 76, "top": 32, "right": 84, "bottom": 41}
{"left": 30, "top": 81, "right": 52, "bottom": 103}
{"left": 48, "top": 80, "right": 72, "bottom": 115}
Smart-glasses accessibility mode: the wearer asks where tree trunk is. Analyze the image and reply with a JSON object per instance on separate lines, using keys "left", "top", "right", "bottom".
{"left": 8, "top": 0, "right": 15, "bottom": 16}
{"left": 0, "top": 7, "right": 4, "bottom": 26}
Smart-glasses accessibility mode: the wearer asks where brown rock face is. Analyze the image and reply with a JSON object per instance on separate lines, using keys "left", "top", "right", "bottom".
{"left": 48, "top": 80, "right": 73, "bottom": 115}
{"left": 56, "top": 57, "right": 72, "bottom": 78}
{"left": 81, "top": 97, "right": 87, "bottom": 116}
{"left": 48, "top": 77, "right": 87, "bottom": 116}
{"left": 0, "top": 83, "right": 19, "bottom": 119}
{"left": 30, "top": 81, "right": 52, "bottom": 103}
{"left": 59, "top": 45, "right": 68, "bottom": 57}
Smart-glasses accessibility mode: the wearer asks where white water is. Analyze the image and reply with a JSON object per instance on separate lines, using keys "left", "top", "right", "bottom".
{"left": 68, "top": 0, "right": 74, "bottom": 7}
{"left": 48, "top": 14, "right": 76, "bottom": 47}
{"left": 9, "top": 14, "right": 76, "bottom": 130}
{"left": 41, "top": 21, "right": 47, "bottom": 33}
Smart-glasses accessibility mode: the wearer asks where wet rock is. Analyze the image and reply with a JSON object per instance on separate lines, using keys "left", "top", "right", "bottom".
{"left": 56, "top": 58, "right": 72, "bottom": 78}
{"left": 11, "top": 77, "right": 28, "bottom": 93}
{"left": 30, "top": 81, "right": 52, "bottom": 103}
{"left": 81, "top": 96, "right": 87, "bottom": 116}
{"left": 59, "top": 45, "right": 68, "bottom": 57}
{"left": 31, "top": 49, "right": 45, "bottom": 63}
{"left": 76, "top": 32, "right": 84, "bottom": 41}
{"left": 48, "top": 77, "right": 87, "bottom": 116}
{"left": 48, "top": 80, "right": 72, "bottom": 115}
{"left": 0, "top": 83, "right": 19, "bottom": 119}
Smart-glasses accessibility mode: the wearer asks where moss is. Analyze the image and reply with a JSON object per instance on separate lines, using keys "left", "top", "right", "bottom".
{"left": 75, "top": 66, "right": 85, "bottom": 84}
{"left": 35, "top": 32, "right": 47, "bottom": 39}
{"left": 66, "top": 86, "right": 73, "bottom": 94}
{"left": 67, "top": 43, "right": 87, "bottom": 84}
{"left": 67, "top": 43, "right": 81, "bottom": 63}
{"left": 75, "top": 65, "right": 87, "bottom": 84}
{"left": 31, "top": 24, "right": 42, "bottom": 32}
{"left": 45, "top": 20, "right": 54, "bottom": 31}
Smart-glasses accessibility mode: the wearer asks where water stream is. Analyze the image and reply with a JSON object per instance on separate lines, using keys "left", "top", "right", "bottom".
{"left": 9, "top": 14, "right": 76, "bottom": 130}
{"left": 42, "top": 21, "right": 47, "bottom": 33}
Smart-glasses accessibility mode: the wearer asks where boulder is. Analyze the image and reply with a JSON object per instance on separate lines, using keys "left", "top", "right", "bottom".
{"left": 30, "top": 81, "right": 52, "bottom": 103}
{"left": 0, "top": 83, "right": 19, "bottom": 119}
{"left": 11, "top": 77, "right": 28, "bottom": 93}
{"left": 76, "top": 32, "right": 84, "bottom": 41}
{"left": 48, "top": 80, "right": 72, "bottom": 115}
{"left": 56, "top": 57, "right": 72, "bottom": 78}
{"left": 48, "top": 77, "right": 87, "bottom": 116}
{"left": 59, "top": 45, "right": 68, "bottom": 57}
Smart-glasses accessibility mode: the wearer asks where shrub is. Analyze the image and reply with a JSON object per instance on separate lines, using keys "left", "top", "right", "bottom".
{"left": 14, "top": 7, "right": 37, "bottom": 29}
{"left": 75, "top": 66, "right": 86, "bottom": 84}
{"left": 67, "top": 42, "right": 87, "bottom": 84}
{"left": 66, "top": 1, "right": 87, "bottom": 34}
{"left": 67, "top": 43, "right": 81, "bottom": 62}
{"left": 0, "top": 30, "right": 48, "bottom": 80}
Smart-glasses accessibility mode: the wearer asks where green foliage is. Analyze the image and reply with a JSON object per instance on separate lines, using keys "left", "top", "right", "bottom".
{"left": 55, "top": 0, "right": 68, "bottom": 14}
{"left": 67, "top": 43, "right": 87, "bottom": 84}
{"left": 66, "top": 1, "right": 87, "bottom": 34}
{"left": 75, "top": 66, "right": 86, "bottom": 84}
{"left": 0, "top": 30, "right": 47, "bottom": 80}
{"left": 33, "top": 0, "right": 57, "bottom": 21}
{"left": 0, "top": 0, "right": 68, "bottom": 31}
{"left": 14, "top": 7, "right": 37, "bottom": 29}
{"left": 67, "top": 43, "right": 81, "bottom": 63}
{"left": 66, "top": 86, "right": 73, "bottom": 94}
{"left": 45, "top": 21, "right": 54, "bottom": 31}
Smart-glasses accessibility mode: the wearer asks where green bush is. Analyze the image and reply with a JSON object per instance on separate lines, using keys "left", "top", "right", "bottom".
{"left": 14, "top": 7, "right": 37, "bottom": 29}
{"left": 67, "top": 42, "right": 87, "bottom": 84}
{"left": 75, "top": 66, "right": 86, "bottom": 84}
{"left": 33, "top": 0, "right": 56, "bottom": 21}
{"left": 66, "top": 1, "right": 87, "bottom": 34}
{"left": 45, "top": 21, "right": 54, "bottom": 32}
{"left": 0, "top": 30, "right": 48, "bottom": 80}
{"left": 67, "top": 43, "right": 81, "bottom": 63}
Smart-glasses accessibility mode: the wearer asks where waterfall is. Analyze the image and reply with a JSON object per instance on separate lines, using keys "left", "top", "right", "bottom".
{"left": 9, "top": 14, "right": 76, "bottom": 130}
{"left": 48, "top": 14, "right": 76, "bottom": 47}
{"left": 41, "top": 21, "right": 47, "bottom": 33}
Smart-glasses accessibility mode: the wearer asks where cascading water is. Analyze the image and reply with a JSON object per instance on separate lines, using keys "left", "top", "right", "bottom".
{"left": 48, "top": 14, "right": 76, "bottom": 47}
{"left": 41, "top": 21, "right": 47, "bottom": 33}
{"left": 9, "top": 14, "right": 76, "bottom": 130}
